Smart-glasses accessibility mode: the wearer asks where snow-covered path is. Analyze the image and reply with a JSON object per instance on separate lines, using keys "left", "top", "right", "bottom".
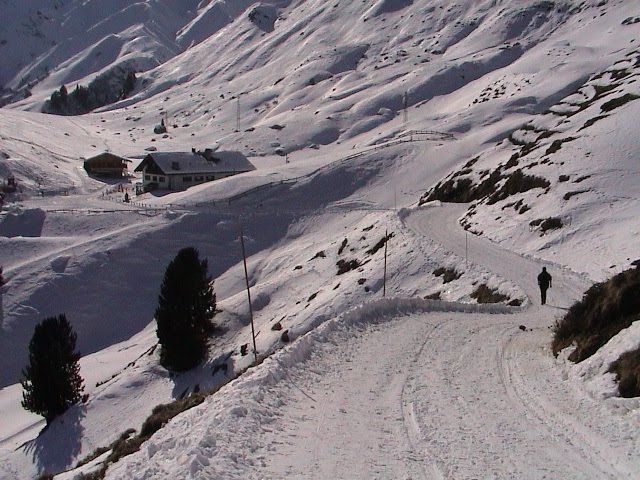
{"left": 104, "top": 204, "right": 639, "bottom": 480}
{"left": 250, "top": 205, "right": 637, "bottom": 479}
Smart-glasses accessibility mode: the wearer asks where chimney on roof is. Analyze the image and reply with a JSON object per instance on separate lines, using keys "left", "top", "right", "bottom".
{"left": 203, "top": 148, "right": 213, "bottom": 160}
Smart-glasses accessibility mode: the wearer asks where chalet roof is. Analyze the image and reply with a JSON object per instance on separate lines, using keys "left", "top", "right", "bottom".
{"left": 85, "top": 152, "right": 131, "bottom": 163}
{"left": 134, "top": 151, "right": 255, "bottom": 175}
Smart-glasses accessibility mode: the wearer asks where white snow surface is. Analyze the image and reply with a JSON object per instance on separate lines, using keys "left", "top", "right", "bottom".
{"left": 0, "top": 0, "right": 639, "bottom": 478}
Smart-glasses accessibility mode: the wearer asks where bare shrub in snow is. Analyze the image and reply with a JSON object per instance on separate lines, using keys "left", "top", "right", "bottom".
{"left": 471, "top": 284, "right": 509, "bottom": 304}
{"left": 552, "top": 268, "right": 640, "bottom": 363}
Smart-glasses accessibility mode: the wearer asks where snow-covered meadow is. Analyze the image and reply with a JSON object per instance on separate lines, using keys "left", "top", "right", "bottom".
{"left": 1, "top": 0, "right": 639, "bottom": 478}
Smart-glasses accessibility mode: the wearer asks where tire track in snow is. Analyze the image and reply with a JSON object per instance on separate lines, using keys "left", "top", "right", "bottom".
{"left": 400, "top": 319, "right": 448, "bottom": 480}
{"left": 498, "top": 332, "right": 636, "bottom": 478}
{"left": 263, "top": 318, "right": 437, "bottom": 479}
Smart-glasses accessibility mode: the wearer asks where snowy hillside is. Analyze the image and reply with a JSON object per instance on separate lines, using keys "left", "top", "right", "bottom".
{"left": 0, "top": 0, "right": 639, "bottom": 478}
{"left": 0, "top": 0, "right": 267, "bottom": 106}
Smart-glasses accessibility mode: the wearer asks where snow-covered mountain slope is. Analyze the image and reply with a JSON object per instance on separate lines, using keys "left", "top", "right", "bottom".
{"left": 0, "top": 0, "right": 262, "bottom": 105}
{"left": 422, "top": 48, "right": 640, "bottom": 280}
{"left": 0, "top": 0, "right": 639, "bottom": 478}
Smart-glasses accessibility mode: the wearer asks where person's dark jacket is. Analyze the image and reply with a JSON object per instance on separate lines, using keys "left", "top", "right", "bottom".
{"left": 538, "top": 270, "right": 552, "bottom": 289}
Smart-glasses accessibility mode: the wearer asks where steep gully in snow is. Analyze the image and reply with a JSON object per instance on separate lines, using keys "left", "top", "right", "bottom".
{"left": 246, "top": 204, "right": 636, "bottom": 479}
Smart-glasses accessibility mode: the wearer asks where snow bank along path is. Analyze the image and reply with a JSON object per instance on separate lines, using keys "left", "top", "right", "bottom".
{"left": 106, "top": 204, "right": 639, "bottom": 479}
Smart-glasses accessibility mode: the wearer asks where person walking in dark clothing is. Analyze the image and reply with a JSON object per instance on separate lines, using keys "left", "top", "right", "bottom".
{"left": 537, "top": 267, "right": 552, "bottom": 305}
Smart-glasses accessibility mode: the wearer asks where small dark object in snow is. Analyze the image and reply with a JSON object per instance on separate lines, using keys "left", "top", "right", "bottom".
{"left": 271, "top": 321, "right": 283, "bottom": 331}
{"left": 281, "top": 330, "right": 290, "bottom": 343}
{"left": 240, "top": 343, "right": 248, "bottom": 356}
{"left": 519, "top": 325, "right": 527, "bottom": 331}
{"left": 338, "top": 238, "right": 348, "bottom": 255}
{"left": 311, "top": 250, "right": 326, "bottom": 260}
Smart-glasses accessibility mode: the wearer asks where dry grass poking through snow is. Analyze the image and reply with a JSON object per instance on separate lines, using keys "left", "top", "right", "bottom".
{"left": 553, "top": 268, "right": 640, "bottom": 396}
{"left": 608, "top": 348, "right": 640, "bottom": 398}
{"left": 73, "top": 370, "right": 244, "bottom": 479}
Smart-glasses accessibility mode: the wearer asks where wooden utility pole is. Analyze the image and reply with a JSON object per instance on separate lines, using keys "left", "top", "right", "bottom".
{"left": 239, "top": 225, "right": 258, "bottom": 363}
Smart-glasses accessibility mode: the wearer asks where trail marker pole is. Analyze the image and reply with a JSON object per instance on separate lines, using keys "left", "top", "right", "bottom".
{"left": 465, "top": 231, "right": 468, "bottom": 268}
{"left": 403, "top": 91, "right": 408, "bottom": 124}
{"left": 239, "top": 225, "right": 258, "bottom": 363}
{"left": 236, "top": 95, "right": 241, "bottom": 133}
{"left": 383, "top": 229, "right": 388, "bottom": 297}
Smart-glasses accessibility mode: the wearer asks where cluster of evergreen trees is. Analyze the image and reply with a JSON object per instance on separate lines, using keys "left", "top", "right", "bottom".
{"left": 21, "top": 247, "right": 217, "bottom": 426}
{"left": 43, "top": 66, "right": 137, "bottom": 115}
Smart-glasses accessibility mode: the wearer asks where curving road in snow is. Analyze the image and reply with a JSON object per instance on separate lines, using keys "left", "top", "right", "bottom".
{"left": 106, "top": 204, "right": 639, "bottom": 480}
{"left": 253, "top": 204, "right": 636, "bottom": 479}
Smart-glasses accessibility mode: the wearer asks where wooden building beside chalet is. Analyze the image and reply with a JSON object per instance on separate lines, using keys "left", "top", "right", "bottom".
{"left": 83, "top": 152, "right": 131, "bottom": 177}
{"left": 134, "top": 149, "right": 255, "bottom": 192}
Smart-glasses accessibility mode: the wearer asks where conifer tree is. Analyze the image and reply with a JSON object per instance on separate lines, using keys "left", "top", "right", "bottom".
{"left": 21, "top": 314, "right": 84, "bottom": 424}
{"left": 155, "top": 247, "right": 216, "bottom": 371}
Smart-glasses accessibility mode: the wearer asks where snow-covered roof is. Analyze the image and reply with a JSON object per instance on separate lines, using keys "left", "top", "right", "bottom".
{"left": 134, "top": 151, "right": 255, "bottom": 175}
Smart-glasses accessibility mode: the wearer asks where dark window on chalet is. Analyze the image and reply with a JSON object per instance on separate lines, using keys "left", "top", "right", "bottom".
{"left": 183, "top": 176, "right": 193, "bottom": 182}
{"left": 145, "top": 175, "right": 151, "bottom": 181}
{"left": 152, "top": 176, "right": 158, "bottom": 181}
{"left": 206, "top": 175, "right": 215, "bottom": 181}
{"left": 159, "top": 176, "right": 165, "bottom": 182}
{"left": 195, "top": 176, "right": 204, "bottom": 181}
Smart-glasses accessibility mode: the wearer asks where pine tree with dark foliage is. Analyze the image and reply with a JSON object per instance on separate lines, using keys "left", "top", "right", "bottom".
{"left": 21, "top": 314, "right": 84, "bottom": 424}
{"left": 155, "top": 247, "right": 216, "bottom": 371}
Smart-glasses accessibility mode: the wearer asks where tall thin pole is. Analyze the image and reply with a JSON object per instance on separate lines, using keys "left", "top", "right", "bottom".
{"left": 403, "top": 91, "right": 408, "bottom": 124}
{"left": 236, "top": 95, "right": 241, "bottom": 132}
{"left": 383, "top": 229, "right": 388, "bottom": 297}
{"left": 239, "top": 225, "right": 257, "bottom": 363}
{"left": 465, "top": 231, "right": 468, "bottom": 268}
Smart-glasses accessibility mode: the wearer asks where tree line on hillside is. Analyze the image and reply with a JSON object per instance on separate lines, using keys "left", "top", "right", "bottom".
{"left": 21, "top": 247, "right": 217, "bottom": 425}
{"left": 42, "top": 66, "right": 137, "bottom": 115}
